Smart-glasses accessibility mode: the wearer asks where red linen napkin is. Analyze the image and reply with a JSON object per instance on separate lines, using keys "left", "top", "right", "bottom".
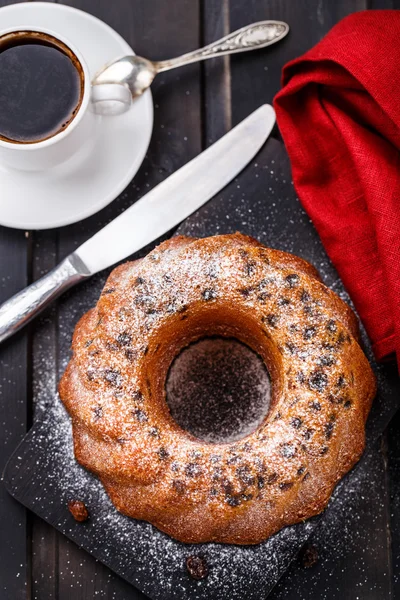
{"left": 274, "top": 10, "right": 400, "bottom": 367}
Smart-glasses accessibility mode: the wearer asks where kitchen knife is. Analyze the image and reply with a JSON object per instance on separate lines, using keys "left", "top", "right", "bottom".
{"left": 0, "top": 104, "right": 275, "bottom": 343}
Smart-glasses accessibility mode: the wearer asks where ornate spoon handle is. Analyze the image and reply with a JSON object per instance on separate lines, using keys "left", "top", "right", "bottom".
{"left": 154, "top": 20, "right": 289, "bottom": 72}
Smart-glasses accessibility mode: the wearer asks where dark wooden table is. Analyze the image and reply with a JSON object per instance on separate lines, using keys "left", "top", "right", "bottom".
{"left": 1, "top": 1, "right": 399, "bottom": 599}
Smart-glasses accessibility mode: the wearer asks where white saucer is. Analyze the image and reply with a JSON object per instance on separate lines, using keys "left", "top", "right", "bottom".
{"left": 0, "top": 2, "right": 153, "bottom": 230}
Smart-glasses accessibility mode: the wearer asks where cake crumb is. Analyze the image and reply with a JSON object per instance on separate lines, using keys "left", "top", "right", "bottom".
{"left": 186, "top": 555, "right": 209, "bottom": 580}
{"left": 68, "top": 500, "right": 89, "bottom": 522}
{"left": 300, "top": 543, "right": 319, "bottom": 568}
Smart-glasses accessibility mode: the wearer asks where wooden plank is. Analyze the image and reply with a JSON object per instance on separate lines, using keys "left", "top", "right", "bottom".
{"left": 57, "top": 536, "right": 141, "bottom": 600}
{"left": 202, "top": 0, "right": 231, "bottom": 144}
{"left": 368, "top": 0, "right": 400, "bottom": 6}
{"left": 228, "top": 0, "right": 365, "bottom": 125}
{"left": 0, "top": 227, "right": 29, "bottom": 600}
{"left": 30, "top": 229, "right": 59, "bottom": 600}
{"left": 388, "top": 412, "right": 400, "bottom": 600}
{"left": 0, "top": 1, "right": 34, "bottom": 590}
{"left": 0, "top": 0, "right": 60, "bottom": 597}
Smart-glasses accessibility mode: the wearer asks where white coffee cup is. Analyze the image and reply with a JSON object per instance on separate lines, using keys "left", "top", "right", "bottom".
{"left": 0, "top": 26, "right": 131, "bottom": 171}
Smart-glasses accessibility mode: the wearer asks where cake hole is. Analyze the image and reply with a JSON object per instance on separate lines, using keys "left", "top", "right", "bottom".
{"left": 166, "top": 337, "right": 271, "bottom": 444}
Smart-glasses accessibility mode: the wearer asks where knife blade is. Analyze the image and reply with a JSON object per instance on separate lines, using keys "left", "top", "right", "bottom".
{"left": 0, "top": 104, "right": 275, "bottom": 343}
{"left": 77, "top": 104, "right": 275, "bottom": 273}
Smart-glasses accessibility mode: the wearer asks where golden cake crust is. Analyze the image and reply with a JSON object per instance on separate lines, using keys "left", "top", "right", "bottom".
{"left": 59, "top": 233, "right": 376, "bottom": 544}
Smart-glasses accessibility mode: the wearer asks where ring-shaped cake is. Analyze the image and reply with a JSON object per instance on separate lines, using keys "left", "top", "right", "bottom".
{"left": 60, "top": 233, "right": 376, "bottom": 544}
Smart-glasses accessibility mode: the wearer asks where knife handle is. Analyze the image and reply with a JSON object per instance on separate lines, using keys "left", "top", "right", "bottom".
{"left": 0, "top": 255, "right": 89, "bottom": 344}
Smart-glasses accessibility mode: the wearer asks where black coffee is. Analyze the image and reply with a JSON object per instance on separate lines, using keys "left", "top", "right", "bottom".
{"left": 0, "top": 31, "right": 84, "bottom": 143}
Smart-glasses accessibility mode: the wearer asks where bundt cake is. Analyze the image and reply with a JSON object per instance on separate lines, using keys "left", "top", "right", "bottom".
{"left": 59, "top": 233, "right": 376, "bottom": 545}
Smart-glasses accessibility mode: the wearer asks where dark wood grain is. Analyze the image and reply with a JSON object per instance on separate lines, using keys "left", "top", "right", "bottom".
{"left": 201, "top": 0, "right": 231, "bottom": 144}
{"left": 30, "top": 229, "right": 58, "bottom": 600}
{"left": 388, "top": 411, "right": 400, "bottom": 600}
{"left": 0, "top": 228, "right": 30, "bottom": 600}
{"left": 368, "top": 0, "right": 400, "bottom": 6}
{"left": 0, "top": 1, "right": 60, "bottom": 597}
{"left": 0, "top": 7, "right": 35, "bottom": 595}
{"left": 57, "top": 536, "right": 140, "bottom": 600}
{"left": 228, "top": 0, "right": 366, "bottom": 125}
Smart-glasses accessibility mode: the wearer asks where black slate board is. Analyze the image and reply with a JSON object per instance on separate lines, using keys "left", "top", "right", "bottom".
{"left": 3, "top": 138, "right": 399, "bottom": 600}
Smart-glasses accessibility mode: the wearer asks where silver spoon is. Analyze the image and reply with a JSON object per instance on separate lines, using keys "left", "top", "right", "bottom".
{"left": 91, "top": 20, "right": 289, "bottom": 114}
